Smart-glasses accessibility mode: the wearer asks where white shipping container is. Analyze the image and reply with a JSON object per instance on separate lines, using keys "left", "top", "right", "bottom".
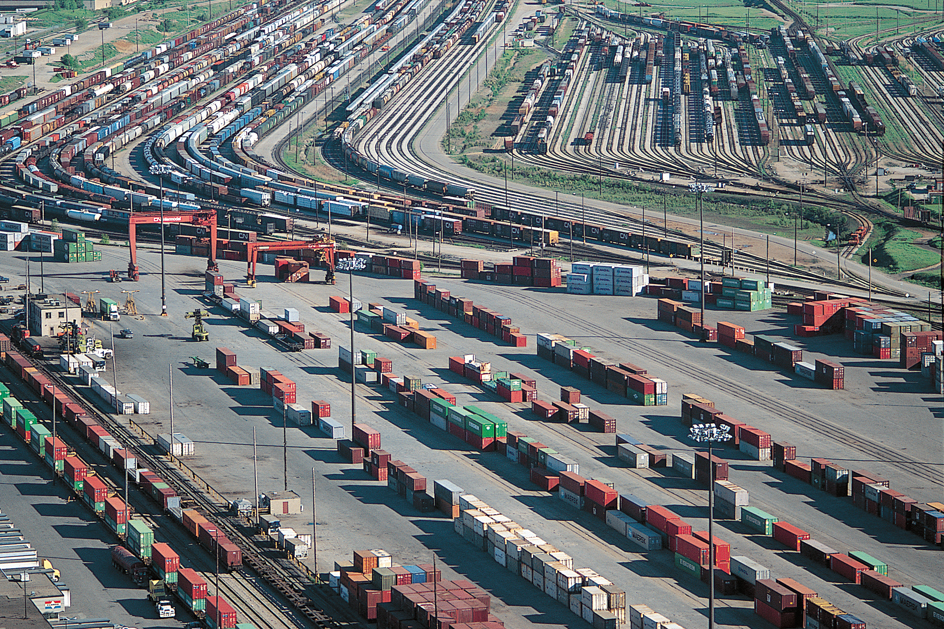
{"left": 127, "top": 394, "right": 150, "bottom": 414}
{"left": 625, "top": 522, "right": 662, "bottom": 551}
{"left": 158, "top": 433, "right": 194, "bottom": 457}
{"left": 681, "top": 290, "right": 701, "bottom": 302}
{"left": 355, "top": 366, "right": 378, "bottom": 383}
{"left": 714, "top": 480, "right": 749, "bottom": 506}
{"left": 643, "top": 613, "right": 672, "bottom": 629}
{"left": 317, "top": 417, "right": 345, "bottom": 439}
{"left": 284, "top": 308, "right": 299, "bottom": 322}
{"left": 431, "top": 413, "right": 447, "bottom": 431}
{"left": 618, "top": 443, "right": 649, "bottom": 468}
{"left": 605, "top": 509, "right": 633, "bottom": 535}
{"left": 795, "top": 361, "right": 816, "bottom": 380}
{"left": 730, "top": 556, "right": 770, "bottom": 584}
{"left": 558, "top": 487, "right": 584, "bottom": 509}
{"left": 671, "top": 452, "right": 695, "bottom": 478}
{"left": 255, "top": 319, "right": 278, "bottom": 335}
{"left": 739, "top": 441, "right": 771, "bottom": 461}
{"left": 892, "top": 587, "right": 930, "bottom": 618}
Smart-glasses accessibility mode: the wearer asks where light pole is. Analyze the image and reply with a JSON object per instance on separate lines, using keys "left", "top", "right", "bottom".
{"left": 690, "top": 423, "right": 732, "bottom": 629}
{"left": 150, "top": 164, "right": 172, "bottom": 316}
{"left": 337, "top": 257, "right": 367, "bottom": 433}
{"left": 690, "top": 183, "right": 711, "bottom": 340}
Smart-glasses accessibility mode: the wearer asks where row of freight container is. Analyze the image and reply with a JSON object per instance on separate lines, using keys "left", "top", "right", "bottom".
{"left": 0, "top": 343, "right": 252, "bottom": 627}
{"left": 0, "top": 358, "right": 248, "bottom": 627}
{"left": 460, "top": 256, "right": 562, "bottom": 288}
{"left": 354, "top": 304, "right": 438, "bottom": 350}
{"left": 414, "top": 279, "right": 528, "bottom": 346}
{"left": 452, "top": 493, "right": 626, "bottom": 628}
{"left": 660, "top": 299, "right": 845, "bottom": 389}
{"left": 567, "top": 262, "right": 647, "bottom": 295}
{"left": 536, "top": 333, "right": 668, "bottom": 406}
{"left": 788, "top": 294, "right": 935, "bottom": 366}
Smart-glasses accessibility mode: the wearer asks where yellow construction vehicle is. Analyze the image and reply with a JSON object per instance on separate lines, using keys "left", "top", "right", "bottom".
{"left": 122, "top": 290, "right": 139, "bottom": 316}
{"left": 82, "top": 290, "right": 99, "bottom": 314}
{"left": 184, "top": 309, "right": 210, "bottom": 342}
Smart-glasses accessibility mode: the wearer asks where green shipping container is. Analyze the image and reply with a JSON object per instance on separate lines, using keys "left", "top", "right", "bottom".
{"left": 717, "top": 298, "right": 735, "bottom": 309}
{"left": 741, "top": 506, "right": 779, "bottom": 535}
{"left": 448, "top": 406, "right": 472, "bottom": 426}
{"left": 360, "top": 350, "right": 376, "bottom": 366}
{"left": 464, "top": 415, "right": 494, "bottom": 438}
{"left": 45, "top": 453, "right": 63, "bottom": 472}
{"left": 675, "top": 552, "right": 702, "bottom": 578}
{"left": 740, "top": 279, "right": 765, "bottom": 291}
{"left": 372, "top": 567, "right": 396, "bottom": 590}
{"left": 30, "top": 424, "right": 50, "bottom": 456}
{"left": 642, "top": 394, "right": 655, "bottom": 406}
{"left": 15, "top": 408, "right": 37, "bottom": 431}
{"left": 929, "top": 601, "right": 944, "bottom": 627}
{"left": 464, "top": 406, "right": 507, "bottom": 437}
{"left": 496, "top": 378, "right": 522, "bottom": 391}
{"left": 190, "top": 597, "right": 206, "bottom": 612}
{"left": 0, "top": 383, "right": 9, "bottom": 399}
{"left": 128, "top": 519, "right": 154, "bottom": 548}
{"left": 105, "top": 515, "right": 127, "bottom": 535}
{"left": 537, "top": 447, "right": 557, "bottom": 465}
{"left": 518, "top": 436, "right": 536, "bottom": 453}
{"left": 430, "top": 398, "right": 453, "bottom": 418}
{"left": 849, "top": 551, "right": 886, "bottom": 576}
{"left": 71, "top": 479, "right": 83, "bottom": 492}
{"left": 914, "top": 586, "right": 944, "bottom": 603}
{"left": 3, "top": 397, "right": 22, "bottom": 424}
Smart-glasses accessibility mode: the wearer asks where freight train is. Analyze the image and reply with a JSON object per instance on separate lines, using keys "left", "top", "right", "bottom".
{"left": 0, "top": 346, "right": 247, "bottom": 624}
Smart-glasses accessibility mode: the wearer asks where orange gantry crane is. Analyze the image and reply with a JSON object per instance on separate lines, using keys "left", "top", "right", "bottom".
{"left": 128, "top": 210, "right": 219, "bottom": 281}
{"left": 245, "top": 238, "right": 337, "bottom": 287}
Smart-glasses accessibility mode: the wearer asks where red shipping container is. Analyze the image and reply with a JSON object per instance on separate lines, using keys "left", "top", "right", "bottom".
{"left": 559, "top": 472, "right": 585, "bottom": 495}
{"left": 83, "top": 475, "right": 108, "bottom": 503}
{"left": 692, "top": 530, "right": 731, "bottom": 562}
{"left": 772, "top": 521, "right": 810, "bottom": 551}
{"left": 860, "top": 569, "right": 901, "bottom": 599}
{"left": 178, "top": 568, "right": 207, "bottom": 599}
{"left": 151, "top": 542, "right": 180, "bottom": 574}
{"left": 784, "top": 460, "right": 812, "bottom": 483}
{"left": 665, "top": 519, "right": 693, "bottom": 539}
{"left": 329, "top": 296, "right": 350, "bottom": 313}
{"left": 740, "top": 427, "right": 772, "bottom": 448}
{"left": 755, "top": 579, "right": 798, "bottom": 611}
{"left": 198, "top": 521, "right": 221, "bottom": 550}
{"left": 530, "top": 468, "right": 559, "bottom": 491}
{"left": 63, "top": 456, "right": 87, "bottom": 482}
{"left": 352, "top": 424, "right": 381, "bottom": 450}
{"left": 206, "top": 596, "right": 238, "bottom": 628}
{"left": 312, "top": 400, "right": 331, "bottom": 418}
{"left": 754, "top": 599, "right": 798, "bottom": 628}
{"left": 104, "top": 497, "right": 127, "bottom": 524}
{"left": 829, "top": 554, "right": 868, "bottom": 584}
{"left": 584, "top": 479, "right": 617, "bottom": 507}
{"left": 645, "top": 505, "right": 680, "bottom": 532}
{"left": 674, "top": 534, "right": 710, "bottom": 566}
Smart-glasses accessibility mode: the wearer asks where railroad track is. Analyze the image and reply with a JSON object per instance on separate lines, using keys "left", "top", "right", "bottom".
{"left": 4, "top": 331, "right": 352, "bottom": 628}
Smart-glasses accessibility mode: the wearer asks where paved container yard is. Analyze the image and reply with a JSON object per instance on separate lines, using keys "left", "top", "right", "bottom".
{"left": 0, "top": 240, "right": 940, "bottom": 629}
{"left": 0, "top": 421, "right": 166, "bottom": 628}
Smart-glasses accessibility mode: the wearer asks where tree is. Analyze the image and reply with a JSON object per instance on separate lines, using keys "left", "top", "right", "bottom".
{"left": 61, "top": 54, "right": 78, "bottom": 69}
{"left": 159, "top": 18, "right": 174, "bottom": 32}
{"left": 74, "top": 17, "right": 87, "bottom": 31}
{"left": 100, "top": 233, "right": 110, "bottom": 245}
{"left": 50, "top": 219, "right": 60, "bottom": 233}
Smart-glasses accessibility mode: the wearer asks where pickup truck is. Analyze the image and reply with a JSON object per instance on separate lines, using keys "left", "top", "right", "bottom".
{"left": 155, "top": 599, "right": 175, "bottom": 619}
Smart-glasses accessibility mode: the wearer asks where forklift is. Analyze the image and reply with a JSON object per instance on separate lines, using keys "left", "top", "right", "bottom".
{"left": 184, "top": 309, "right": 210, "bottom": 342}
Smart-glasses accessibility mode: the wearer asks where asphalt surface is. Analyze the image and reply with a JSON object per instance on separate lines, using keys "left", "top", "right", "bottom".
{"left": 0, "top": 413, "right": 168, "bottom": 628}
{"left": 0, "top": 242, "right": 940, "bottom": 629}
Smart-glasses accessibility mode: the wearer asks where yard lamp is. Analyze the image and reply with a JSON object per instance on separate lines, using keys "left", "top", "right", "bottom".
{"left": 149, "top": 164, "right": 173, "bottom": 316}
{"left": 336, "top": 257, "right": 367, "bottom": 432}
{"left": 689, "top": 183, "right": 711, "bottom": 340}
{"left": 690, "top": 422, "right": 732, "bottom": 629}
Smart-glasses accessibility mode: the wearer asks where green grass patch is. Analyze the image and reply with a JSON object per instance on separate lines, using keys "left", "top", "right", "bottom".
{"left": 907, "top": 271, "right": 944, "bottom": 290}
{"left": 460, "top": 154, "right": 850, "bottom": 241}
{"left": 77, "top": 42, "right": 119, "bottom": 69}
{"left": 860, "top": 219, "right": 940, "bottom": 273}
{"left": 0, "top": 76, "right": 26, "bottom": 92}
{"left": 122, "top": 28, "right": 167, "bottom": 47}
{"left": 790, "top": 2, "right": 944, "bottom": 43}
